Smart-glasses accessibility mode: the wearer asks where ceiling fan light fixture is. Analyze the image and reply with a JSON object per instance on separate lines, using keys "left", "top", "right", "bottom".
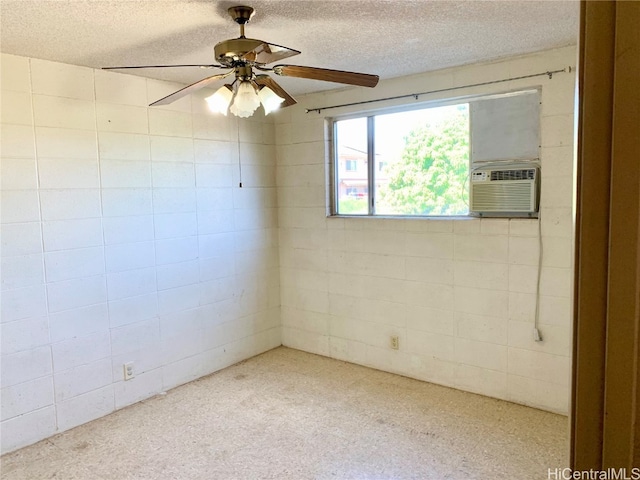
{"left": 258, "top": 85, "right": 285, "bottom": 115}
{"left": 205, "top": 84, "right": 234, "bottom": 115}
{"left": 229, "top": 80, "right": 260, "bottom": 118}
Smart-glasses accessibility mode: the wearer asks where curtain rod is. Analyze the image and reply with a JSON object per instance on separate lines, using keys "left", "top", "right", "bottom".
{"left": 305, "top": 66, "right": 572, "bottom": 114}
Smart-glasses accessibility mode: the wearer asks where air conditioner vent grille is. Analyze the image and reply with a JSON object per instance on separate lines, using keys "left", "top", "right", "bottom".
{"left": 490, "top": 169, "right": 536, "bottom": 181}
{"left": 471, "top": 183, "right": 535, "bottom": 212}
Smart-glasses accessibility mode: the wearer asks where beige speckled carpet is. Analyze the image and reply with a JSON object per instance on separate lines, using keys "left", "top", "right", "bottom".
{"left": 1, "top": 347, "right": 568, "bottom": 479}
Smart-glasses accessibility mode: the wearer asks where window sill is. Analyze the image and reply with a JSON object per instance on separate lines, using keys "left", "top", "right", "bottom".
{"left": 327, "top": 214, "right": 538, "bottom": 220}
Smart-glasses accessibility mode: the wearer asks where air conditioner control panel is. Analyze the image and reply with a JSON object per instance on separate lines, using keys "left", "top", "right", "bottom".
{"left": 471, "top": 171, "right": 489, "bottom": 182}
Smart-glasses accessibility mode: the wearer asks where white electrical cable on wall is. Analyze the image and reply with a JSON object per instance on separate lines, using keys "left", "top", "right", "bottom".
{"left": 534, "top": 209, "right": 543, "bottom": 342}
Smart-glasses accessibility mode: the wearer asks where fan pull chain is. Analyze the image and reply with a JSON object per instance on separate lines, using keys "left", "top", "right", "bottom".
{"left": 237, "top": 118, "right": 243, "bottom": 188}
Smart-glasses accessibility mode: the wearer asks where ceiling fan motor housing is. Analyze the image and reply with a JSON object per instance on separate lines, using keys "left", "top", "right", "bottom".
{"left": 214, "top": 38, "right": 263, "bottom": 67}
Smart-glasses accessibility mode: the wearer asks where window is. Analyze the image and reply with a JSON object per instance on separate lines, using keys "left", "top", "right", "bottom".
{"left": 332, "top": 90, "right": 540, "bottom": 217}
{"left": 334, "top": 103, "right": 470, "bottom": 216}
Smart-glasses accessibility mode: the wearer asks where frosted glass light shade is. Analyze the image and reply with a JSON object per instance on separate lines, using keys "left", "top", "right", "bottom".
{"left": 258, "top": 86, "right": 285, "bottom": 115}
{"left": 205, "top": 85, "right": 233, "bottom": 115}
{"left": 230, "top": 81, "right": 260, "bottom": 118}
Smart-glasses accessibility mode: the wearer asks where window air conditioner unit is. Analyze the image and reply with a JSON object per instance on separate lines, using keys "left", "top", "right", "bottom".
{"left": 469, "top": 163, "right": 540, "bottom": 217}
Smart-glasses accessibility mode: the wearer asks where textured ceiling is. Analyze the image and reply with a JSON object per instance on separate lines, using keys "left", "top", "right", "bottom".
{"left": 0, "top": 0, "right": 579, "bottom": 96}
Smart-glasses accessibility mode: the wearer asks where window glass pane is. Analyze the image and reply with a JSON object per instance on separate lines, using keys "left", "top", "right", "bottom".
{"left": 374, "top": 104, "right": 470, "bottom": 216}
{"left": 335, "top": 117, "right": 369, "bottom": 215}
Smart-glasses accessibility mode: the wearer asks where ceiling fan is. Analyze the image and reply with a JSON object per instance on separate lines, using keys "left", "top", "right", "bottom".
{"left": 103, "top": 5, "right": 379, "bottom": 116}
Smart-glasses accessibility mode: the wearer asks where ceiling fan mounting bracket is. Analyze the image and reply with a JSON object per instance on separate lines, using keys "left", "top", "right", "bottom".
{"left": 228, "top": 6, "right": 254, "bottom": 25}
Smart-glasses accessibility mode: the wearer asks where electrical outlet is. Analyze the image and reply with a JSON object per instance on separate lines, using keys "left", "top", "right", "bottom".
{"left": 123, "top": 362, "right": 134, "bottom": 381}
{"left": 390, "top": 335, "right": 399, "bottom": 350}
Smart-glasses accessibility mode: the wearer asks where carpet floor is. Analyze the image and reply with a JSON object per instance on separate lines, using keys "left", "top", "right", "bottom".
{"left": 1, "top": 347, "right": 568, "bottom": 479}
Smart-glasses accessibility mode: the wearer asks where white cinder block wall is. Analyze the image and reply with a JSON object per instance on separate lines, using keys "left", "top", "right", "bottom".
{"left": 0, "top": 54, "right": 280, "bottom": 453}
{"left": 1, "top": 46, "right": 575, "bottom": 454}
{"left": 275, "top": 46, "right": 576, "bottom": 415}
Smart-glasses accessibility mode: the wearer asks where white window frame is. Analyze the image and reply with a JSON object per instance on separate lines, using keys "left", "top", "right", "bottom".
{"left": 329, "top": 89, "right": 540, "bottom": 218}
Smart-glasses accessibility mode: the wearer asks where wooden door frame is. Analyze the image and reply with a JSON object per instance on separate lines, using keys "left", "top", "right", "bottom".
{"left": 572, "top": 0, "right": 640, "bottom": 469}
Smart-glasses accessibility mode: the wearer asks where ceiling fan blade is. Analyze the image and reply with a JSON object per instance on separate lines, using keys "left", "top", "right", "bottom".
{"left": 241, "top": 42, "right": 301, "bottom": 65}
{"left": 103, "top": 64, "right": 225, "bottom": 70}
{"left": 273, "top": 65, "right": 379, "bottom": 88}
{"left": 149, "top": 71, "right": 233, "bottom": 106}
{"left": 254, "top": 75, "right": 297, "bottom": 107}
